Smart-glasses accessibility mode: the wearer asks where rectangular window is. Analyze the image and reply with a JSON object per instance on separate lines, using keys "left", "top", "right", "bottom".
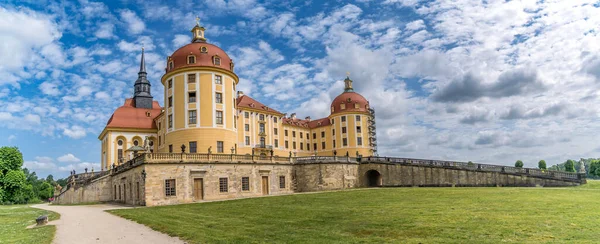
{"left": 189, "top": 92, "right": 196, "bottom": 103}
{"left": 300, "top": 132, "right": 303, "bottom": 139}
{"left": 188, "top": 110, "right": 197, "bottom": 124}
{"left": 343, "top": 138, "right": 348, "bottom": 146}
{"left": 259, "top": 114, "right": 264, "bottom": 121}
{"left": 358, "top": 137, "right": 363, "bottom": 146}
{"left": 217, "top": 141, "right": 224, "bottom": 153}
{"left": 216, "top": 111, "right": 223, "bottom": 124}
{"left": 322, "top": 142, "right": 326, "bottom": 149}
{"left": 306, "top": 133, "right": 309, "bottom": 139}
{"left": 169, "top": 144, "right": 173, "bottom": 153}
{"left": 242, "top": 177, "right": 250, "bottom": 191}
{"left": 165, "top": 179, "right": 176, "bottom": 196}
{"left": 188, "top": 74, "right": 195, "bottom": 83}
{"left": 342, "top": 127, "right": 347, "bottom": 134}
{"left": 259, "top": 123, "right": 265, "bottom": 133}
{"left": 321, "top": 131, "right": 325, "bottom": 137}
{"left": 273, "top": 117, "right": 278, "bottom": 123}
{"left": 168, "top": 96, "right": 173, "bottom": 107}
{"left": 279, "top": 176, "right": 286, "bottom": 189}
{"left": 356, "top": 115, "right": 361, "bottom": 121}
{"left": 285, "top": 130, "right": 288, "bottom": 136}
{"left": 293, "top": 142, "right": 296, "bottom": 149}
{"left": 189, "top": 141, "right": 197, "bottom": 153}
{"left": 118, "top": 149, "right": 123, "bottom": 160}
{"left": 300, "top": 143, "right": 303, "bottom": 150}
{"left": 219, "top": 178, "right": 228, "bottom": 192}
{"left": 215, "top": 92, "right": 222, "bottom": 103}
{"left": 313, "top": 133, "right": 316, "bottom": 139}
{"left": 307, "top": 143, "right": 310, "bottom": 151}
{"left": 314, "top": 143, "right": 317, "bottom": 151}
{"left": 245, "top": 136, "right": 250, "bottom": 145}
{"left": 341, "top": 116, "right": 346, "bottom": 122}
{"left": 285, "top": 140, "right": 289, "bottom": 149}
{"left": 245, "top": 112, "right": 249, "bottom": 118}
{"left": 168, "top": 115, "right": 173, "bottom": 128}
{"left": 357, "top": 126, "right": 362, "bottom": 133}
{"left": 333, "top": 140, "right": 336, "bottom": 148}
{"left": 245, "top": 124, "right": 249, "bottom": 131}
{"left": 332, "top": 129, "right": 335, "bottom": 136}
{"left": 168, "top": 79, "right": 172, "bottom": 88}
{"left": 274, "top": 139, "right": 279, "bottom": 148}
{"left": 215, "top": 75, "right": 222, "bottom": 84}
{"left": 292, "top": 131, "right": 296, "bottom": 137}
{"left": 274, "top": 128, "right": 278, "bottom": 135}
{"left": 331, "top": 119, "right": 334, "bottom": 124}
{"left": 136, "top": 182, "right": 140, "bottom": 199}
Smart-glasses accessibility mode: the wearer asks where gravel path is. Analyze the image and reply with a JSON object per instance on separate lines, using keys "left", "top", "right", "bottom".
{"left": 32, "top": 203, "right": 184, "bottom": 244}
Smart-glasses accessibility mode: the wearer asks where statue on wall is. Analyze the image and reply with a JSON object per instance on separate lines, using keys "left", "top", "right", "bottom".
{"left": 208, "top": 146, "right": 212, "bottom": 154}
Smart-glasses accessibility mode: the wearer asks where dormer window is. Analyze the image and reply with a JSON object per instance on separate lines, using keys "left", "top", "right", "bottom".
{"left": 200, "top": 46, "right": 208, "bottom": 53}
{"left": 230, "top": 62, "right": 234, "bottom": 71}
{"left": 213, "top": 56, "right": 221, "bottom": 66}
{"left": 340, "top": 104, "right": 346, "bottom": 110}
{"left": 168, "top": 61, "right": 174, "bottom": 70}
{"left": 331, "top": 106, "right": 334, "bottom": 112}
{"left": 188, "top": 55, "right": 196, "bottom": 64}
{"left": 354, "top": 103, "right": 359, "bottom": 109}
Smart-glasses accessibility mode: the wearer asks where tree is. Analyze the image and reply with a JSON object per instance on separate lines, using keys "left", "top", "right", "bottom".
{"left": 515, "top": 160, "right": 524, "bottom": 168}
{"left": 565, "top": 160, "right": 576, "bottom": 172}
{"left": 538, "top": 160, "right": 547, "bottom": 170}
{"left": 38, "top": 182, "right": 54, "bottom": 200}
{"left": 0, "top": 147, "right": 23, "bottom": 176}
{"left": 46, "top": 174, "right": 54, "bottom": 183}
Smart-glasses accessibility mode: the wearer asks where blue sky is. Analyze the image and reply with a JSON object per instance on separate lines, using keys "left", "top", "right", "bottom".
{"left": 2, "top": 0, "right": 600, "bottom": 179}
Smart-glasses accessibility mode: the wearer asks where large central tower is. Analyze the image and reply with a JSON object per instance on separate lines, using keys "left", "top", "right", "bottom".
{"left": 156, "top": 22, "right": 239, "bottom": 154}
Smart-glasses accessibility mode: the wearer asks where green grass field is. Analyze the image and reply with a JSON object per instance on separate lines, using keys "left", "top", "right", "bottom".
{"left": 109, "top": 181, "right": 600, "bottom": 243}
{"left": 0, "top": 205, "right": 59, "bottom": 244}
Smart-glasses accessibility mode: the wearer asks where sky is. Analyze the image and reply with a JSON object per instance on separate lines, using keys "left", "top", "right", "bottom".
{"left": 1, "top": 0, "right": 600, "bottom": 179}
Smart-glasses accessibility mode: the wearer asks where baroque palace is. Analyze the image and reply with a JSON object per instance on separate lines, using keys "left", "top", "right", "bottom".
{"left": 54, "top": 23, "right": 585, "bottom": 207}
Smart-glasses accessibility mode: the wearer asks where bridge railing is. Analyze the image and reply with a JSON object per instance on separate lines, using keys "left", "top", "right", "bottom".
{"left": 364, "top": 156, "right": 582, "bottom": 181}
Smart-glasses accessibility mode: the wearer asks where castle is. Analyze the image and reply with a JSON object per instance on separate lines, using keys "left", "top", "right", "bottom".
{"left": 53, "top": 23, "right": 585, "bottom": 207}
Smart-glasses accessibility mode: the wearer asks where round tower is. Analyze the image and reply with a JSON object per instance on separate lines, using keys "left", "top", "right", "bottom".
{"left": 160, "top": 21, "right": 239, "bottom": 154}
{"left": 328, "top": 76, "right": 374, "bottom": 157}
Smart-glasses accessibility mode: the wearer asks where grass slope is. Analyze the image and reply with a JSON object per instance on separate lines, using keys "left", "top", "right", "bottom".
{"left": 0, "top": 205, "right": 60, "bottom": 244}
{"left": 110, "top": 181, "right": 600, "bottom": 243}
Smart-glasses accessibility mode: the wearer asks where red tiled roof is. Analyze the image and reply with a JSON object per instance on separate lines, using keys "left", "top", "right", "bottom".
{"left": 106, "top": 99, "right": 162, "bottom": 129}
{"left": 331, "top": 92, "right": 370, "bottom": 115}
{"left": 307, "top": 117, "right": 330, "bottom": 128}
{"left": 166, "top": 42, "right": 233, "bottom": 74}
{"left": 236, "top": 95, "right": 283, "bottom": 115}
{"left": 282, "top": 117, "right": 310, "bottom": 128}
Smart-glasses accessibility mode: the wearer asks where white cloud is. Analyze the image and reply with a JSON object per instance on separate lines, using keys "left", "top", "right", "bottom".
{"left": 172, "top": 34, "right": 189, "bottom": 48}
{"left": 39, "top": 81, "right": 60, "bottom": 96}
{"left": 119, "top": 9, "right": 145, "bottom": 34}
{"left": 7, "top": 134, "right": 16, "bottom": 141}
{"left": 58, "top": 162, "right": 100, "bottom": 172}
{"left": 57, "top": 153, "right": 81, "bottom": 163}
{"left": 95, "top": 22, "right": 115, "bottom": 39}
{"left": 63, "top": 125, "right": 86, "bottom": 139}
{"left": 95, "top": 91, "right": 110, "bottom": 100}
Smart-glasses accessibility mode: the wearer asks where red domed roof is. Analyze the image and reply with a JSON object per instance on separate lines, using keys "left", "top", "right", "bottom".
{"left": 330, "top": 92, "right": 370, "bottom": 115}
{"left": 106, "top": 99, "right": 162, "bottom": 129}
{"left": 166, "top": 42, "right": 233, "bottom": 74}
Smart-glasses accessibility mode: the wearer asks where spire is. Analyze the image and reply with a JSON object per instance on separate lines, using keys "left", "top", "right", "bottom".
{"left": 133, "top": 48, "right": 153, "bottom": 109}
{"left": 139, "top": 47, "right": 146, "bottom": 73}
{"left": 344, "top": 72, "right": 354, "bottom": 92}
{"left": 191, "top": 16, "right": 206, "bottom": 43}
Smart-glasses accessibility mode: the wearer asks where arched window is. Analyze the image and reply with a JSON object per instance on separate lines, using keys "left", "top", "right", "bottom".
{"left": 169, "top": 61, "right": 174, "bottom": 70}
{"left": 134, "top": 140, "right": 139, "bottom": 146}
{"left": 188, "top": 55, "right": 196, "bottom": 64}
{"left": 213, "top": 56, "right": 221, "bottom": 66}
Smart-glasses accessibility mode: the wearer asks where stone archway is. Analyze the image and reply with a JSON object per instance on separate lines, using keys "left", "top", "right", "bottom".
{"left": 365, "top": 170, "right": 382, "bottom": 187}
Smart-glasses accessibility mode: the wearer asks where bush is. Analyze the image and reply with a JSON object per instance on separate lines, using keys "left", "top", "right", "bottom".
{"left": 515, "top": 160, "right": 524, "bottom": 168}
{"left": 538, "top": 160, "right": 547, "bottom": 170}
{"left": 565, "top": 160, "right": 576, "bottom": 172}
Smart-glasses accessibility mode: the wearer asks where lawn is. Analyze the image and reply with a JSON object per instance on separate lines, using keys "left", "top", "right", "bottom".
{"left": 109, "top": 181, "right": 600, "bottom": 243}
{"left": 0, "top": 205, "right": 59, "bottom": 244}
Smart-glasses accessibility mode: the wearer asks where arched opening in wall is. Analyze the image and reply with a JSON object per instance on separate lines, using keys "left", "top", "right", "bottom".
{"left": 365, "top": 170, "right": 382, "bottom": 187}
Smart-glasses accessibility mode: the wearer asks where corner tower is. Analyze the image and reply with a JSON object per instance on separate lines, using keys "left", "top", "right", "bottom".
{"left": 133, "top": 48, "right": 153, "bottom": 109}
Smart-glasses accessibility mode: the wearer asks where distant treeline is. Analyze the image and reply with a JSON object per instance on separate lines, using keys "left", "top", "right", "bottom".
{"left": 549, "top": 158, "right": 600, "bottom": 179}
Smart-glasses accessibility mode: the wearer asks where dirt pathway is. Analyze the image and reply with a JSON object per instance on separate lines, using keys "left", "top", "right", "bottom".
{"left": 32, "top": 203, "right": 184, "bottom": 244}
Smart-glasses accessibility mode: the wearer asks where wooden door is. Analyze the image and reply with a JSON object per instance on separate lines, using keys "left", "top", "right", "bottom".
{"left": 261, "top": 176, "right": 269, "bottom": 195}
{"left": 193, "top": 178, "right": 204, "bottom": 200}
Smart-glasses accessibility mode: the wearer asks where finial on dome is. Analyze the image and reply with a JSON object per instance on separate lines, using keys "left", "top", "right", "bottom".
{"left": 191, "top": 17, "right": 206, "bottom": 43}
{"left": 344, "top": 74, "right": 353, "bottom": 92}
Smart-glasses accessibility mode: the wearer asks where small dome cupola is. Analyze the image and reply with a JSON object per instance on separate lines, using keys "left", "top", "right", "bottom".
{"left": 191, "top": 17, "right": 206, "bottom": 43}
{"left": 344, "top": 72, "right": 354, "bottom": 92}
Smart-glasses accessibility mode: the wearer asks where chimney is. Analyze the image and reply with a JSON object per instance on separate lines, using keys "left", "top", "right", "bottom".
{"left": 291, "top": 113, "right": 296, "bottom": 119}
{"left": 237, "top": 91, "right": 244, "bottom": 98}
{"left": 305, "top": 116, "right": 311, "bottom": 121}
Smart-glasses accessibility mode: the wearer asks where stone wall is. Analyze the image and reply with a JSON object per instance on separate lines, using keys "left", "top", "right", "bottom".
{"left": 111, "top": 166, "right": 146, "bottom": 206}
{"left": 294, "top": 162, "right": 359, "bottom": 192}
{"left": 358, "top": 163, "right": 582, "bottom": 187}
{"left": 144, "top": 162, "right": 294, "bottom": 206}
{"left": 54, "top": 174, "right": 113, "bottom": 204}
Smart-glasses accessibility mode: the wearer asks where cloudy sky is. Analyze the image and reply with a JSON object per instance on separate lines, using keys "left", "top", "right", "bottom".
{"left": 1, "top": 0, "right": 600, "bottom": 178}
